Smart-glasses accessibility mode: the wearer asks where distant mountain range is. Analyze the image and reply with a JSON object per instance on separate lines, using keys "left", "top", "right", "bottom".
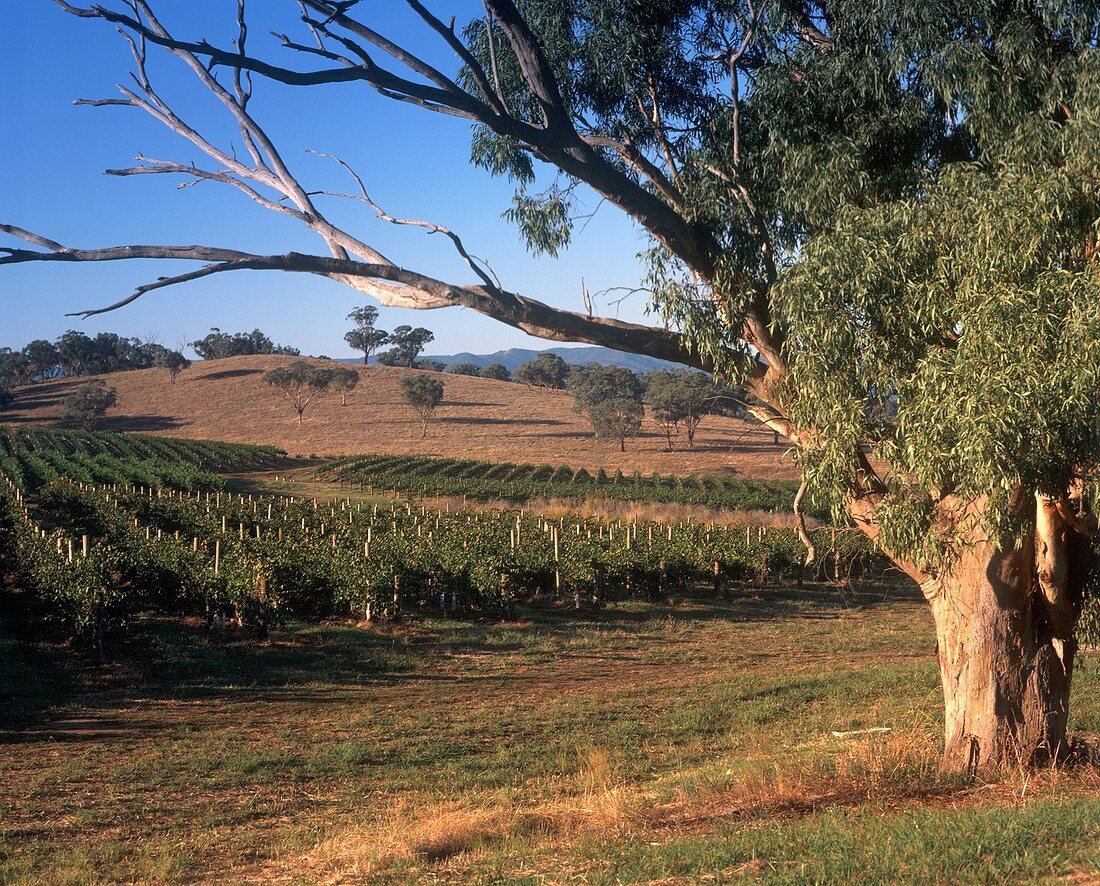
{"left": 419, "top": 346, "right": 691, "bottom": 373}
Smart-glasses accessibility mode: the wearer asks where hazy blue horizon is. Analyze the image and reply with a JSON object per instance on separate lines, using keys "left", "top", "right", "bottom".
{"left": 2, "top": 3, "right": 656, "bottom": 359}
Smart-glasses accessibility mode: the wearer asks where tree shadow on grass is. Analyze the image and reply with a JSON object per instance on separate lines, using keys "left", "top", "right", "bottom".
{"left": 199, "top": 368, "right": 266, "bottom": 381}
{"left": 119, "top": 617, "right": 416, "bottom": 699}
{"left": 0, "top": 589, "right": 91, "bottom": 729}
{"left": 510, "top": 579, "right": 922, "bottom": 634}
{"left": 101, "top": 415, "right": 189, "bottom": 432}
{"left": 0, "top": 578, "right": 923, "bottom": 742}
{"left": 440, "top": 417, "right": 565, "bottom": 426}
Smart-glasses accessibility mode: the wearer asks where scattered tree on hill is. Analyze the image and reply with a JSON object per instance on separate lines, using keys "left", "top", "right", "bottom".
{"left": 157, "top": 349, "right": 191, "bottom": 383}
{"left": 21, "top": 340, "right": 61, "bottom": 381}
{"left": 643, "top": 371, "right": 721, "bottom": 450}
{"left": 17, "top": 1, "right": 1100, "bottom": 773}
{"left": 191, "top": 328, "right": 298, "bottom": 361}
{"left": 344, "top": 306, "right": 389, "bottom": 366}
{"left": 514, "top": 353, "right": 569, "bottom": 389}
{"left": 589, "top": 398, "right": 643, "bottom": 452}
{"left": 448, "top": 361, "right": 482, "bottom": 377}
{"left": 329, "top": 365, "right": 360, "bottom": 405}
{"left": 400, "top": 375, "right": 445, "bottom": 438}
{"left": 262, "top": 361, "right": 334, "bottom": 427}
{"left": 61, "top": 381, "right": 117, "bottom": 430}
{"left": 568, "top": 365, "right": 642, "bottom": 412}
{"left": 49, "top": 330, "right": 166, "bottom": 376}
{"left": 0, "top": 388, "right": 12, "bottom": 412}
{"left": 0, "top": 349, "right": 28, "bottom": 388}
{"left": 376, "top": 326, "right": 434, "bottom": 368}
{"left": 569, "top": 365, "right": 644, "bottom": 448}
{"left": 415, "top": 358, "right": 447, "bottom": 373}
{"left": 478, "top": 362, "right": 511, "bottom": 381}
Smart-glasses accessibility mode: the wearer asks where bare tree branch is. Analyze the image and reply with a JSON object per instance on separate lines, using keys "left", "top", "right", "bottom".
{"left": 308, "top": 150, "right": 502, "bottom": 293}
{"left": 0, "top": 225, "right": 711, "bottom": 370}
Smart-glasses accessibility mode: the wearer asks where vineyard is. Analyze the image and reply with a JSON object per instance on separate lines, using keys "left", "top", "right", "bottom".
{"left": 319, "top": 453, "right": 810, "bottom": 514}
{"left": 1, "top": 467, "right": 881, "bottom": 652}
{"left": 0, "top": 426, "right": 284, "bottom": 494}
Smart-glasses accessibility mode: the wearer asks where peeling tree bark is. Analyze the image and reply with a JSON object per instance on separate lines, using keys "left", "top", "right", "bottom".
{"left": 918, "top": 497, "right": 1090, "bottom": 773}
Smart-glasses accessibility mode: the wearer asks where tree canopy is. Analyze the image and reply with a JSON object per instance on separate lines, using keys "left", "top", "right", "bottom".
{"left": 643, "top": 370, "right": 723, "bottom": 450}
{"left": 400, "top": 375, "right": 446, "bottom": 437}
{"left": 191, "top": 328, "right": 299, "bottom": 361}
{"left": 344, "top": 306, "right": 390, "bottom": 365}
{"left": 514, "top": 353, "right": 570, "bottom": 388}
{"left": 262, "top": 360, "right": 335, "bottom": 426}
{"left": 61, "top": 381, "right": 118, "bottom": 431}
{"left": 376, "top": 326, "right": 435, "bottom": 368}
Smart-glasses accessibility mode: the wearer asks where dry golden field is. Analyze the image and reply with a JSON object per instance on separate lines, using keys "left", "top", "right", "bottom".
{"left": 3, "top": 355, "right": 797, "bottom": 479}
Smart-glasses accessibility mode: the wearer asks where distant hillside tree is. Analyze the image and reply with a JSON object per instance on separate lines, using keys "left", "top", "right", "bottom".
{"left": 263, "top": 361, "right": 334, "bottom": 427}
{"left": 157, "top": 349, "right": 191, "bottom": 383}
{"left": 589, "top": 398, "right": 644, "bottom": 451}
{"left": 192, "top": 328, "right": 299, "bottom": 360}
{"left": 400, "top": 375, "right": 445, "bottom": 438}
{"left": 21, "top": 340, "right": 61, "bottom": 381}
{"left": 568, "top": 364, "right": 643, "bottom": 411}
{"left": 55, "top": 331, "right": 98, "bottom": 376}
{"left": 344, "top": 306, "right": 389, "bottom": 366}
{"left": 0, "top": 349, "right": 28, "bottom": 388}
{"left": 0, "top": 387, "right": 12, "bottom": 412}
{"left": 448, "top": 362, "right": 482, "bottom": 377}
{"left": 61, "top": 381, "right": 117, "bottom": 430}
{"left": 514, "top": 353, "right": 568, "bottom": 389}
{"left": 377, "top": 326, "right": 434, "bottom": 368}
{"left": 568, "top": 364, "right": 644, "bottom": 448}
{"left": 643, "top": 371, "right": 722, "bottom": 450}
{"left": 415, "top": 358, "right": 447, "bottom": 373}
{"left": 478, "top": 363, "right": 511, "bottom": 382}
{"left": 330, "top": 365, "right": 360, "bottom": 405}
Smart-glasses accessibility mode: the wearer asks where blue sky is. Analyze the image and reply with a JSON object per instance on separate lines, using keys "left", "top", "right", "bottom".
{"left": 1, "top": 2, "right": 654, "bottom": 358}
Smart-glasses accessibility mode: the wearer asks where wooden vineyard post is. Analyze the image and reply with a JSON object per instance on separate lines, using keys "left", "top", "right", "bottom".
{"left": 593, "top": 563, "right": 605, "bottom": 609}
{"left": 713, "top": 560, "right": 723, "bottom": 599}
{"left": 214, "top": 540, "right": 221, "bottom": 576}
{"left": 256, "top": 575, "right": 270, "bottom": 642}
{"left": 656, "top": 560, "right": 669, "bottom": 603}
{"left": 553, "top": 525, "right": 561, "bottom": 600}
{"left": 501, "top": 573, "right": 513, "bottom": 621}
{"left": 392, "top": 574, "right": 403, "bottom": 623}
{"left": 91, "top": 588, "right": 105, "bottom": 664}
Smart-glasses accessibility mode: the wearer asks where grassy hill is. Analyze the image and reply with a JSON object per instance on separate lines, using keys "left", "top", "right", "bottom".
{"left": 2, "top": 355, "right": 797, "bottom": 479}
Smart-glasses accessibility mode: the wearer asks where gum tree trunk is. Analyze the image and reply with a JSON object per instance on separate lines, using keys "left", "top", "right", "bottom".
{"left": 920, "top": 498, "right": 1091, "bottom": 774}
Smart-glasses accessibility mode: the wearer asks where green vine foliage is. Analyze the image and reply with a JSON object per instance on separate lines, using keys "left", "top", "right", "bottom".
{"left": 0, "top": 474, "right": 881, "bottom": 643}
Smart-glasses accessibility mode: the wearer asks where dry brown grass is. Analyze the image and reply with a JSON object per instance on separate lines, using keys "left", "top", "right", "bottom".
{"left": 4, "top": 355, "right": 797, "bottom": 479}
{"left": 288, "top": 731, "right": 1100, "bottom": 883}
{"left": 300, "top": 747, "right": 639, "bottom": 883}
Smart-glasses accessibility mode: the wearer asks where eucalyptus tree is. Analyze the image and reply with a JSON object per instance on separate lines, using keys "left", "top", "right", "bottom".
{"left": 478, "top": 362, "right": 512, "bottom": 381}
{"left": 262, "top": 360, "right": 335, "bottom": 427}
{"left": 400, "top": 375, "right": 446, "bottom": 437}
{"left": 61, "top": 381, "right": 118, "bottom": 431}
{"left": 6, "top": 1, "right": 1100, "bottom": 773}
{"left": 344, "top": 305, "right": 390, "bottom": 365}
{"left": 376, "top": 325, "right": 435, "bottom": 368}
{"left": 329, "top": 365, "right": 360, "bottom": 405}
{"left": 644, "top": 370, "right": 721, "bottom": 449}
{"left": 514, "top": 353, "right": 570, "bottom": 388}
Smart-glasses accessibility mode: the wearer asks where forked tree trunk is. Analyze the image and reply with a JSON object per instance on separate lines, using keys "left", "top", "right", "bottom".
{"left": 923, "top": 505, "right": 1090, "bottom": 774}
